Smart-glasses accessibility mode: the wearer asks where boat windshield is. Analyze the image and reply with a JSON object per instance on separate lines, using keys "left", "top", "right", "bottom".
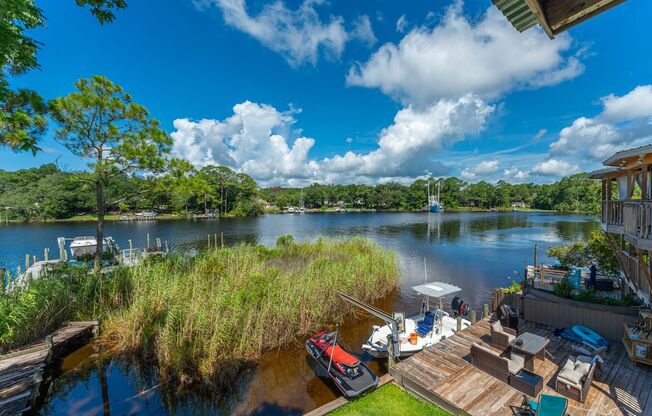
{"left": 412, "top": 282, "right": 462, "bottom": 299}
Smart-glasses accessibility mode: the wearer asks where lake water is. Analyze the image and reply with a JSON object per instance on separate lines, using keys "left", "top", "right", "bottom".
{"left": 0, "top": 212, "right": 598, "bottom": 415}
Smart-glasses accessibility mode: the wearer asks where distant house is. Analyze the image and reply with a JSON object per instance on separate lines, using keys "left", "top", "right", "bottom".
{"left": 511, "top": 201, "right": 527, "bottom": 209}
{"left": 589, "top": 144, "right": 652, "bottom": 304}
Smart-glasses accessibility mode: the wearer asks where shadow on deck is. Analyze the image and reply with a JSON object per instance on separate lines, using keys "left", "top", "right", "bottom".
{"left": 391, "top": 318, "right": 652, "bottom": 416}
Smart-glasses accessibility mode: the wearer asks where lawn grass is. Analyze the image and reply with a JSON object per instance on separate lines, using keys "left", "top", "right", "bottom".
{"left": 330, "top": 384, "right": 452, "bottom": 416}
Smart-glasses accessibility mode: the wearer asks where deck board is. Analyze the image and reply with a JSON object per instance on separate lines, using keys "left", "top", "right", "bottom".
{"left": 391, "top": 317, "right": 652, "bottom": 416}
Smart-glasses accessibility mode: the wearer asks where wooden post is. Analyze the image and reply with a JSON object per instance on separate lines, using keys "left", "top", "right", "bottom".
{"left": 128, "top": 239, "right": 133, "bottom": 252}
{"left": 207, "top": 234, "right": 211, "bottom": 249}
{"left": 156, "top": 238, "right": 161, "bottom": 249}
{"left": 45, "top": 335, "right": 53, "bottom": 349}
{"left": 533, "top": 243, "right": 538, "bottom": 268}
{"left": 44, "top": 248, "right": 49, "bottom": 262}
{"left": 214, "top": 233, "right": 218, "bottom": 248}
{"left": 58, "top": 239, "right": 65, "bottom": 260}
{"left": 456, "top": 316, "right": 462, "bottom": 332}
{"left": 146, "top": 234, "right": 151, "bottom": 250}
{"left": 387, "top": 335, "right": 395, "bottom": 371}
{"left": 470, "top": 310, "right": 477, "bottom": 324}
{"left": 221, "top": 232, "right": 224, "bottom": 248}
{"left": 165, "top": 240, "right": 169, "bottom": 254}
{"left": 25, "top": 254, "right": 30, "bottom": 270}
{"left": 33, "top": 255, "right": 37, "bottom": 264}
{"left": 483, "top": 303, "right": 489, "bottom": 318}
{"left": 16, "top": 265, "right": 21, "bottom": 277}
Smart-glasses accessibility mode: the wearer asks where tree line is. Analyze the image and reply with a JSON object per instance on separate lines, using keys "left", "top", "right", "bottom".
{"left": 0, "top": 165, "right": 600, "bottom": 221}
{"left": 261, "top": 175, "right": 600, "bottom": 213}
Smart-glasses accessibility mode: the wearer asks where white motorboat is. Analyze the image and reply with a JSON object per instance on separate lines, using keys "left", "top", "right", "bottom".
{"left": 362, "top": 282, "right": 471, "bottom": 358}
{"left": 69, "top": 236, "right": 112, "bottom": 258}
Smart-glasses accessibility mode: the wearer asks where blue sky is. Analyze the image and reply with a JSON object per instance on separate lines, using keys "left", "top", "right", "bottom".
{"left": 3, "top": 0, "right": 652, "bottom": 186}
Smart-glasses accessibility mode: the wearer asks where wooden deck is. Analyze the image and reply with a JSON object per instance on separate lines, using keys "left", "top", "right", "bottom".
{"left": 391, "top": 318, "right": 652, "bottom": 416}
{"left": 0, "top": 321, "right": 98, "bottom": 416}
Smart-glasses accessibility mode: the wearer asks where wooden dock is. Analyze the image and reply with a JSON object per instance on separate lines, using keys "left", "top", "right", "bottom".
{"left": 0, "top": 321, "right": 98, "bottom": 416}
{"left": 391, "top": 318, "right": 652, "bottom": 416}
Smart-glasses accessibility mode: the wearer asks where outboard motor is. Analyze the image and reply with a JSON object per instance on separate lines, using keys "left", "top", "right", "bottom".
{"left": 451, "top": 296, "right": 469, "bottom": 317}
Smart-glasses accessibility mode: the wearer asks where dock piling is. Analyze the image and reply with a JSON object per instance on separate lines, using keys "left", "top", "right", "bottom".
{"left": 483, "top": 303, "right": 489, "bottom": 318}
{"left": 456, "top": 316, "right": 462, "bottom": 332}
{"left": 25, "top": 254, "right": 30, "bottom": 270}
{"left": 207, "top": 234, "right": 211, "bottom": 249}
{"left": 470, "top": 310, "right": 477, "bottom": 324}
{"left": 533, "top": 243, "right": 538, "bottom": 267}
{"left": 146, "top": 234, "right": 151, "bottom": 250}
{"left": 165, "top": 240, "right": 169, "bottom": 254}
{"left": 156, "top": 238, "right": 161, "bottom": 249}
{"left": 214, "top": 233, "right": 218, "bottom": 248}
{"left": 221, "top": 232, "right": 224, "bottom": 247}
{"left": 44, "top": 248, "right": 49, "bottom": 262}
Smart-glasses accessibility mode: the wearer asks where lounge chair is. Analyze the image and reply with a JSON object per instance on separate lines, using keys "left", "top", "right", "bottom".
{"left": 416, "top": 311, "right": 435, "bottom": 336}
{"left": 555, "top": 355, "right": 598, "bottom": 403}
{"left": 490, "top": 320, "right": 517, "bottom": 349}
{"left": 515, "top": 394, "right": 569, "bottom": 416}
{"left": 470, "top": 342, "right": 525, "bottom": 384}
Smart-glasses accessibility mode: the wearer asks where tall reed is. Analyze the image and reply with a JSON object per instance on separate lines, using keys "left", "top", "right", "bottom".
{"left": 104, "top": 236, "right": 399, "bottom": 384}
{"left": 0, "top": 237, "right": 399, "bottom": 385}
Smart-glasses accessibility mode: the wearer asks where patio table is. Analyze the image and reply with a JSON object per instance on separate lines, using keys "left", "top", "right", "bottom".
{"left": 511, "top": 332, "right": 550, "bottom": 372}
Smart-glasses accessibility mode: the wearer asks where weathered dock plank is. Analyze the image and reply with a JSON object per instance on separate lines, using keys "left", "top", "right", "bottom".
{"left": 0, "top": 321, "right": 98, "bottom": 416}
{"left": 391, "top": 317, "right": 652, "bottom": 416}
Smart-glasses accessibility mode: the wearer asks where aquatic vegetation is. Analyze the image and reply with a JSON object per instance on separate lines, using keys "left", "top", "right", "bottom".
{"left": 0, "top": 237, "right": 400, "bottom": 385}
{"left": 104, "top": 236, "right": 399, "bottom": 385}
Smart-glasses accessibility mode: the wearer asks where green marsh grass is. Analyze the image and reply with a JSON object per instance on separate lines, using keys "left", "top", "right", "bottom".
{"left": 0, "top": 237, "right": 400, "bottom": 386}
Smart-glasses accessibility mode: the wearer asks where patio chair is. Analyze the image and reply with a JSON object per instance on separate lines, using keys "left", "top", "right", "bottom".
{"left": 555, "top": 355, "right": 598, "bottom": 403}
{"left": 514, "top": 394, "right": 569, "bottom": 416}
{"left": 470, "top": 342, "right": 524, "bottom": 384}
{"left": 490, "top": 320, "right": 517, "bottom": 349}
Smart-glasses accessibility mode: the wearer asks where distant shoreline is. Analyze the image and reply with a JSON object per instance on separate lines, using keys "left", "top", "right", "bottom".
{"left": 0, "top": 207, "right": 592, "bottom": 224}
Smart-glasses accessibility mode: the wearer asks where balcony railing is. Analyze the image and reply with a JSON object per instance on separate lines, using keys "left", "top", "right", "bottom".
{"left": 602, "top": 200, "right": 623, "bottom": 227}
{"left": 623, "top": 202, "right": 652, "bottom": 241}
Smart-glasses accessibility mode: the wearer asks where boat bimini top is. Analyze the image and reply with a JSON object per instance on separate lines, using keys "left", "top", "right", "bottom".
{"left": 412, "top": 282, "right": 462, "bottom": 299}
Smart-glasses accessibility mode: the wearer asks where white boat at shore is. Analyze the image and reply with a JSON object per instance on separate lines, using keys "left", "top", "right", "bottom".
{"left": 69, "top": 236, "right": 114, "bottom": 258}
{"left": 362, "top": 282, "right": 471, "bottom": 358}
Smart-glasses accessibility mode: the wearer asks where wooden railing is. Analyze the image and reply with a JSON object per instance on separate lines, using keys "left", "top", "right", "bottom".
{"left": 623, "top": 202, "right": 652, "bottom": 240}
{"left": 602, "top": 200, "right": 623, "bottom": 226}
{"left": 620, "top": 250, "right": 651, "bottom": 298}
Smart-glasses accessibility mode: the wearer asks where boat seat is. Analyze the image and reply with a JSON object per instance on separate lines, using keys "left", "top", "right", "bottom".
{"left": 416, "top": 311, "right": 436, "bottom": 336}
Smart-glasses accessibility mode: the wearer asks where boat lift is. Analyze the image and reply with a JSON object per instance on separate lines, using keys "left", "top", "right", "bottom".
{"left": 336, "top": 291, "right": 401, "bottom": 364}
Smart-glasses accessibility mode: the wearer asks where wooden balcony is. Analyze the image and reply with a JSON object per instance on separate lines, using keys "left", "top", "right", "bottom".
{"left": 601, "top": 200, "right": 624, "bottom": 233}
{"left": 622, "top": 202, "right": 652, "bottom": 250}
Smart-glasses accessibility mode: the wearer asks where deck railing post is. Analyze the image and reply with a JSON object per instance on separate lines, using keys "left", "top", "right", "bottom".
{"left": 387, "top": 334, "right": 395, "bottom": 371}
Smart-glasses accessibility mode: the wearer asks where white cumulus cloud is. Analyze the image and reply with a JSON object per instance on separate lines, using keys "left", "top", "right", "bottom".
{"left": 502, "top": 166, "right": 529, "bottom": 182}
{"left": 346, "top": 2, "right": 583, "bottom": 105}
{"left": 531, "top": 159, "right": 578, "bottom": 177}
{"left": 460, "top": 160, "right": 499, "bottom": 181}
{"left": 550, "top": 85, "right": 652, "bottom": 161}
{"left": 171, "top": 97, "right": 493, "bottom": 185}
{"left": 195, "top": 0, "right": 375, "bottom": 66}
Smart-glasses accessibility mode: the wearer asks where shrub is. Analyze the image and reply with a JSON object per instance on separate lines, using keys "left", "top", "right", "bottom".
{"left": 553, "top": 277, "right": 574, "bottom": 298}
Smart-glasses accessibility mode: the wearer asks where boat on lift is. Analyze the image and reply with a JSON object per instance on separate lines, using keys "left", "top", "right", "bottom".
{"left": 306, "top": 331, "right": 378, "bottom": 398}
{"left": 362, "top": 282, "right": 471, "bottom": 358}
{"left": 69, "top": 236, "right": 116, "bottom": 258}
